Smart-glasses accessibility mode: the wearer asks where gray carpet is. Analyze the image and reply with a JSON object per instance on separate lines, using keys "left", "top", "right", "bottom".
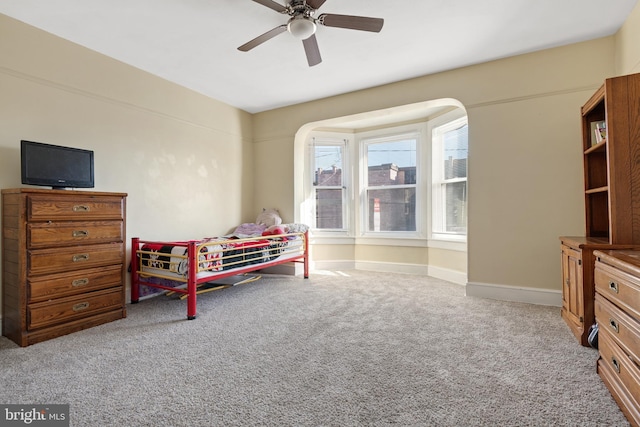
{"left": 0, "top": 270, "right": 629, "bottom": 426}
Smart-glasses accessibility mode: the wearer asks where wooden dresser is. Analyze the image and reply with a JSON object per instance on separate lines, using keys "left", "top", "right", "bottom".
{"left": 593, "top": 249, "right": 640, "bottom": 426}
{"left": 1, "top": 188, "right": 127, "bottom": 346}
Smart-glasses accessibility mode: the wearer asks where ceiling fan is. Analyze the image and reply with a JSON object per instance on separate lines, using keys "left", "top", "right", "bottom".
{"left": 237, "top": 0, "right": 384, "bottom": 67}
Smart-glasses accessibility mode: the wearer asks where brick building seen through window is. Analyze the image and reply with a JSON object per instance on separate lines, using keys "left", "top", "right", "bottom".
{"left": 315, "top": 157, "right": 467, "bottom": 231}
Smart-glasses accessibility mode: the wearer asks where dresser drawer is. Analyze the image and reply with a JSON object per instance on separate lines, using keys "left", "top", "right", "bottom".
{"left": 28, "top": 288, "right": 123, "bottom": 330}
{"left": 28, "top": 221, "right": 123, "bottom": 249}
{"left": 598, "top": 328, "right": 640, "bottom": 406}
{"left": 29, "top": 265, "right": 122, "bottom": 303}
{"left": 596, "top": 293, "right": 640, "bottom": 365}
{"left": 27, "top": 195, "right": 124, "bottom": 221}
{"left": 28, "top": 243, "right": 124, "bottom": 276}
{"left": 595, "top": 261, "right": 640, "bottom": 320}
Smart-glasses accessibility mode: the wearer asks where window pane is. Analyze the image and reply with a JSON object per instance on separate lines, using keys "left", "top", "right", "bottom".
{"left": 316, "top": 189, "right": 343, "bottom": 229}
{"left": 443, "top": 124, "right": 468, "bottom": 180}
{"left": 367, "top": 188, "right": 416, "bottom": 232}
{"left": 444, "top": 181, "right": 467, "bottom": 234}
{"left": 314, "top": 145, "right": 343, "bottom": 186}
{"left": 367, "top": 139, "right": 416, "bottom": 186}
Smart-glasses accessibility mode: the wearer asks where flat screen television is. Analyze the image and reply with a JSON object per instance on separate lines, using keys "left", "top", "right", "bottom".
{"left": 21, "top": 140, "right": 94, "bottom": 189}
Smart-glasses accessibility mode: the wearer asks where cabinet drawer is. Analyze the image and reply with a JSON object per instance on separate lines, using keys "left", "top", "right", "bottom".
{"left": 28, "top": 243, "right": 124, "bottom": 276}
{"left": 595, "top": 261, "right": 640, "bottom": 320}
{"left": 28, "top": 196, "right": 124, "bottom": 221}
{"left": 28, "top": 221, "right": 123, "bottom": 249}
{"left": 29, "top": 265, "right": 122, "bottom": 303}
{"left": 595, "top": 293, "right": 640, "bottom": 365}
{"left": 28, "top": 288, "right": 123, "bottom": 330}
{"left": 598, "top": 328, "right": 640, "bottom": 406}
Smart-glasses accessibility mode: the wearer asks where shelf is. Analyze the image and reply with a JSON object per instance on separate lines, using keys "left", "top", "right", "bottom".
{"left": 584, "top": 140, "right": 606, "bottom": 155}
{"left": 585, "top": 186, "right": 609, "bottom": 194}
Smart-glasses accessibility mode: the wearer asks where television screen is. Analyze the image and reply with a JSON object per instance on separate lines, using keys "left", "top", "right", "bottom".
{"left": 21, "top": 140, "right": 94, "bottom": 189}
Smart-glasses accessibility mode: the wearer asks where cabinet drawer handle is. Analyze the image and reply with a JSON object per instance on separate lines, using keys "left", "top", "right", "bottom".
{"left": 609, "top": 281, "right": 619, "bottom": 294}
{"left": 609, "top": 318, "right": 619, "bottom": 333}
{"left": 72, "top": 254, "right": 90, "bottom": 262}
{"left": 72, "top": 302, "right": 90, "bottom": 312}
{"left": 611, "top": 357, "right": 621, "bottom": 374}
{"left": 73, "top": 205, "right": 90, "bottom": 212}
{"left": 72, "top": 278, "right": 89, "bottom": 287}
{"left": 72, "top": 230, "right": 89, "bottom": 237}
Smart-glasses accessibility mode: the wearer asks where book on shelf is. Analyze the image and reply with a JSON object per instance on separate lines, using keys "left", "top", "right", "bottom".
{"left": 591, "top": 121, "right": 607, "bottom": 145}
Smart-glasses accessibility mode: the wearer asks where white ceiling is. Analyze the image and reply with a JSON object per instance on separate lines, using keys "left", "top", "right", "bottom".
{"left": 1, "top": 0, "right": 637, "bottom": 113}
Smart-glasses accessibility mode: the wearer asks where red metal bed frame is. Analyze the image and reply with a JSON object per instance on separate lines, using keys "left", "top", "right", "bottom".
{"left": 130, "top": 230, "right": 309, "bottom": 319}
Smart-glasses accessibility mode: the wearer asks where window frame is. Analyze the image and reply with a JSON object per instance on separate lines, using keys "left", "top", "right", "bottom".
{"left": 306, "top": 133, "right": 352, "bottom": 236}
{"left": 430, "top": 112, "right": 468, "bottom": 243}
{"left": 359, "top": 129, "right": 422, "bottom": 238}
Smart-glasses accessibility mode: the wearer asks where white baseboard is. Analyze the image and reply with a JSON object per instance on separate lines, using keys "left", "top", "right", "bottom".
{"left": 466, "top": 281, "right": 562, "bottom": 307}
{"left": 355, "top": 261, "right": 467, "bottom": 286}
{"left": 312, "top": 260, "right": 467, "bottom": 286}
{"left": 311, "top": 260, "right": 356, "bottom": 272}
{"left": 262, "top": 262, "right": 305, "bottom": 276}
{"left": 311, "top": 260, "right": 561, "bottom": 307}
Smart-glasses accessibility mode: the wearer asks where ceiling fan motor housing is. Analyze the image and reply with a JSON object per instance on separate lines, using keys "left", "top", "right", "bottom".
{"left": 288, "top": 16, "right": 317, "bottom": 39}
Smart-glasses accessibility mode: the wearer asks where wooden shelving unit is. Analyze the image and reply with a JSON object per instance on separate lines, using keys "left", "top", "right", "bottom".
{"left": 561, "top": 72, "right": 640, "bottom": 346}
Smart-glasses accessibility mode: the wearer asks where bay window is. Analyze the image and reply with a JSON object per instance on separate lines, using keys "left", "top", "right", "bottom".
{"left": 305, "top": 113, "right": 467, "bottom": 244}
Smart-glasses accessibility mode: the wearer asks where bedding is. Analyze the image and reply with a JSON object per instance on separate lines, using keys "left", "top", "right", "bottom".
{"left": 130, "top": 224, "right": 309, "bottom": 319}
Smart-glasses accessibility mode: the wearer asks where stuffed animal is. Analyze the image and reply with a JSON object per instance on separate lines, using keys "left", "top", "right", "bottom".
{"left": 256, "top": 208, "right": 282, "bottom": 227}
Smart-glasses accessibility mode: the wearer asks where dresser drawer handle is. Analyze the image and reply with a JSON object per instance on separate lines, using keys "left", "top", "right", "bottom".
{"left": 72, "top": 254, "right": 90, "bottom": 262}
{"left": 72, "top": 302, "right": 90, "bottom": 312}
{"left": 609, "top": 281, "right": 619, "bottom": 294}
{"left": 72, "top": 230, "right": 89, "bottom": 237}
{"left": 609, "top": 318, "right": 619, "bottom": 333}
{"left": 73, "top": 205, "right": 90, "bottom": 212}
{"left": 72, "top": 278, "right": 89, "bottom": 287}
{"left": 611, "top": 357, "right": 621, "bottom": 374}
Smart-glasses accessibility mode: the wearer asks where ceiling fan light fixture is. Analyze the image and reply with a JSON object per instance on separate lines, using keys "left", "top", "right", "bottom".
{"left": 288, "top": 17, "right": 316, "bottom": 40}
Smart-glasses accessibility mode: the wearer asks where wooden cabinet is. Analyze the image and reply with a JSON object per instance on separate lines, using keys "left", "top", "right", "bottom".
{"left": 594, "top": 250, "right": 640, "bottom": 427}
{"left": 561, "top": 72, "right": 640, "bottom": 345}
{"left": 1, "top": 188, "right": 127, "bottom": 346}
{"left": 561, "top": 241, "right": 584, "bottom": 340}
{"left": 559, "top": 237, "right": 638, "bottom": 345}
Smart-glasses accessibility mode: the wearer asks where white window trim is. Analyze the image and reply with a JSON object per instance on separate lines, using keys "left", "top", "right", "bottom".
{"left": 304, "top": 131, "right": 354, "bottom": 237}
{"left": 429, "top": 111, "right": 468, "bottom": 246}
{"left": 357, "top": 125, "right": 426, "bottom": 239}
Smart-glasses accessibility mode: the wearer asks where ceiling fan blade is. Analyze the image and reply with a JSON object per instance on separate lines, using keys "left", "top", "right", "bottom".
{"left": 251, "top": 0, "right": 287, "bottom": 13}
{"left": 318, "top": 14, "right": 384, "bottom": 32}
{"left": 303, "top": 34, "right": 322, "bottom": 67}
{"left": 306, "top": 0, "right": 327, "bottom": 10}
{"left": 237, "top": 25, "right": 288, "bottom": 51}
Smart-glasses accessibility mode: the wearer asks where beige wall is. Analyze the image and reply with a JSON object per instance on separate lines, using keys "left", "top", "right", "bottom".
{"left": 253, "top": 36, "right": 618, "bottom": 295}
{"left": 0, "top": 15, "right": 253, "bottom": 309}
{"left": 616, "top": 1, "right": 640, "bottom": 74}
{"left": 1, "top": 1, "right": 640, "bottom": 308}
